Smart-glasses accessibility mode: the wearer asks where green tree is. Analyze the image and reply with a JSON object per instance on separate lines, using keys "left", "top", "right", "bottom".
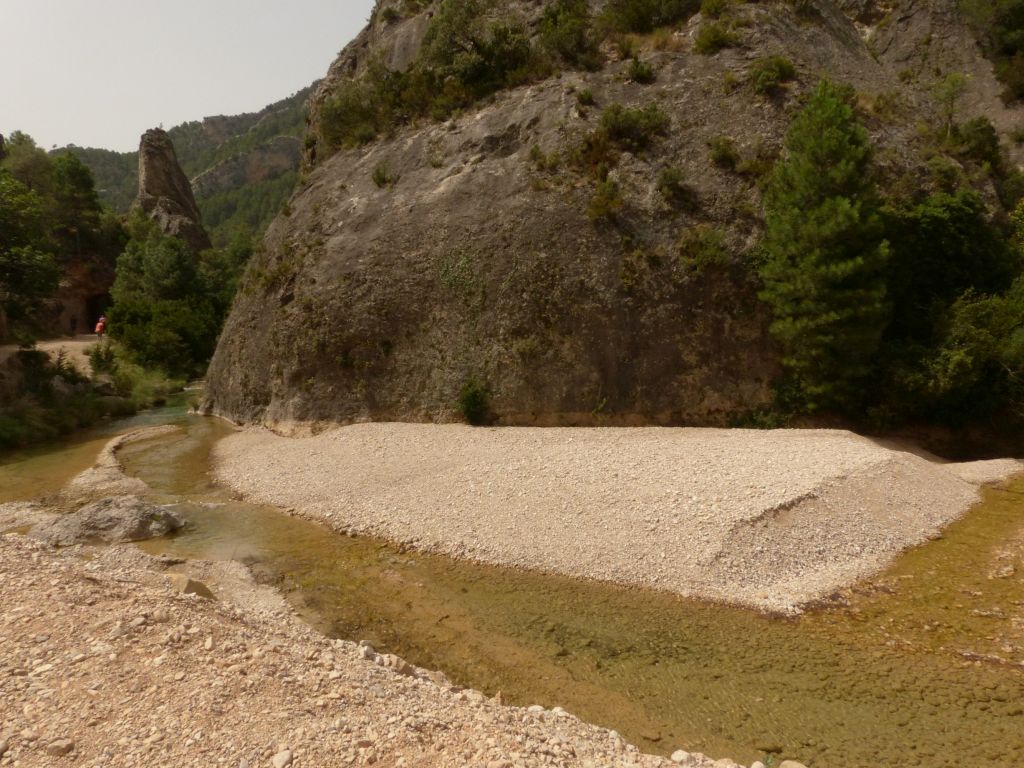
{"left": 932, "top": 72, "right": 967, "bottom": 139}
{"left": 107, "top": 216, "right": 249, "bottom": 375}
{"left": 758, "top": 79, "right": 889, "bottom": 411}
{"left": 0, "top": 171, "right": 58, "bottom": 326}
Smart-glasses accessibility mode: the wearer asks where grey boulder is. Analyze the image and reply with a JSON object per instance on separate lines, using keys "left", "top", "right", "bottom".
{"left": 29, "top": 495, "right": 183, "bottom": 546}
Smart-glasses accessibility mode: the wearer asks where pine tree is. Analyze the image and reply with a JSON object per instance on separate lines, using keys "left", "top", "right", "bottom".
{"left": 759, "top": 79, "right": 889, "bottom": 412}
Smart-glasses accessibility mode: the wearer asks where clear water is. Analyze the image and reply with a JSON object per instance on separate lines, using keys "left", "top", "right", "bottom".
{"left": 5, "top": 409, "right": 1024, "bottom": 767}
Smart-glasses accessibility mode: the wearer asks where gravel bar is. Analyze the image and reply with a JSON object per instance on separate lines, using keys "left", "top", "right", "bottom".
{"left": 214, "top": 425, "right": 1022, "bottom": 614}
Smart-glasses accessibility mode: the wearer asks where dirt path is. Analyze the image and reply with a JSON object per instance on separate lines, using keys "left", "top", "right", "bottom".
{"left": 0, "top": 335, "right": 100, "bottom": 376}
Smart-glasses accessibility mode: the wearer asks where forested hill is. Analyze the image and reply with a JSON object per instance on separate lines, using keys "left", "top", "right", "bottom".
{"left": 53, "top": 85, "right": 315, "bottom": 245}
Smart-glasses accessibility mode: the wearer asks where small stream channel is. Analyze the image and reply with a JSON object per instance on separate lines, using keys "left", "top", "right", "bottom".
{"left": 3, "top": 404, "right": 1024, "bottom": 768}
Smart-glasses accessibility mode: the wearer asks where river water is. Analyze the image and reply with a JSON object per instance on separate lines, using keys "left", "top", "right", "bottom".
{"left": 3, "top": 404, "right": 1023, "bottom": 768}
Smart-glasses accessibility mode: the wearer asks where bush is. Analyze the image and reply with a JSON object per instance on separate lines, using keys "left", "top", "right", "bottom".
{"left": 694, "top": 21, "right": 738, "bottom": 54}
{"left": 600, "top": 103, "right": 671, "bottom": 151}
{"left": 657, "top": 166, "right": 694, "bottom": 205}
{"left": 587, "top": 178, "right": 623, "bottom": 221}
{"left": 999, "top": 169, "right": 1024, "bottom": 209}
{"left": 678, "top": 225, "right": 731, "bottom": 273}
{"left": 707, "top": 135, "right": 740, "bottom": 169}
{"left": 954, "top": 116, "right": 1002, "bottom": 168}
{"left": 700, "top": 0, "right": 730, "bottom": 17}
{"left": 749, "top": 56, "right": 796, "bottom": 95}
{"left": 577, "top": 88, "right": 596, "bottom": 106}
{"left": 458, "top": 377, "right": 491, "bottom": 425}
{"left": 372, "top": 162, "right": 396, "bottom": 188}
{"left": 601, "top": 0, "right": 700, "bottom": 34}
{"left": 627, "top": 57, "right": 657, "bottom": 83}
{"left": 539, "top": 0, "right": 603, "bottom": 70}
{"left": 529, "top": 144, "right": 560, "bottom": 172}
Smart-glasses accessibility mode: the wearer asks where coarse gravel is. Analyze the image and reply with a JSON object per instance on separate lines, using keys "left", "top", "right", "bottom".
{"left": 0, "top": 535, "right": 739, "bottom": 768}
{"left": 213, "top": 424, "right": 1023, "bottom": 614}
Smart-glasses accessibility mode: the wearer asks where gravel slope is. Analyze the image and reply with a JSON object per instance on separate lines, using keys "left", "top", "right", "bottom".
{"left": 214, "top": 425, "right": 1022, "bottom": 613}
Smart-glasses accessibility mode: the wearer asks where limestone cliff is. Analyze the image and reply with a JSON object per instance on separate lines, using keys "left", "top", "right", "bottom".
{"left": 132, "top": 129, "right": 211, "bottom": 254}
{"left": 203, "top": 0, "right": 1023, "bottom": 430}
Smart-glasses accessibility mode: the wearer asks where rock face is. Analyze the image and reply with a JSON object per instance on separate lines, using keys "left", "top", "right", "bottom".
{"left": 202, "top": 0, "right": 1023, "bottom": 430}
{"left": 134, "top": 129, "right": 211, "bottom": 253}
{"left": 28, "top": 495, "right": 184, "bottom": 546}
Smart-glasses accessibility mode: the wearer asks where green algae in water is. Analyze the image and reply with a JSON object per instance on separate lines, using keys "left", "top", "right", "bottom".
{"left": 119, "top": 417, "right": 1024, "bottom": 768}
{"left": 0, "top": 394, "right": 193, "bottom": 504}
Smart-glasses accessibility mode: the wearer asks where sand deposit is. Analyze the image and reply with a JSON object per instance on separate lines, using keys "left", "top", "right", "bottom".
{"left": 214, "top": 425, "right": 1022, "bottom": 613}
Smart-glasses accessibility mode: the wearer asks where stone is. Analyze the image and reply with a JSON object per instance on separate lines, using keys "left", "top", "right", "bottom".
{"left": 271, "top": 749, "right": 293, "bottom": 768}
{"left": 0, "top": 739, "right": 7, "bottom": 757}
{"left": 671, "top": 750, "right": 691, "bottom": 764}
{"left": 133, "top": 128, "right": 212, "bottom": 254}
{"left": 779, "top": 762, "right": 809, "bottom": 768}
{"left": 45, "top": 739, "right": 74, "bottom": 756}
{"left": 167, "top": 574, "right": 216, "bottom": 600}
{"left": 28, "top": 496, "right": 184, "bottom": 546}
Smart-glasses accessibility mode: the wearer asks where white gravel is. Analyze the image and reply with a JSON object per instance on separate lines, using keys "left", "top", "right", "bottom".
{"left": 214, "top": 424, "right": 1022, "bottom": 613}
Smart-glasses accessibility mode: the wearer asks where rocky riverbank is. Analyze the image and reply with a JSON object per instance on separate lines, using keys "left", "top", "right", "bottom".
{"left": 0, "top": 428, "right": 753, "bottom": 768}
{"left": 213, "top": 424, "right": 1022, "bottom": 614}
{"left": 1, "top": 534, "right": 751, "bottom": 768}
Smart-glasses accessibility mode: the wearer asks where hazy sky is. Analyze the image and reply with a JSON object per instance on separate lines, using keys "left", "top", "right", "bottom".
{"left": 1, "top": 0, "right": 377, "bottom": 152}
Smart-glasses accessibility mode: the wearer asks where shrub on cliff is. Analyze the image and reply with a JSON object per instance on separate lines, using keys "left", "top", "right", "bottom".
{"left": 539, "top": 0, "right": 603, "bottom": 70}
{"left": 600, "top": 0, "right": 700, "bottom": 34}
{"left": 320, "top": 2, "right": 542, "bottom": 151}
{"left": 600, "top": 103, "right": 671, "bottom": 152}
{"left": 457, "top": 377, "right": 491, "bottom": 425}
{"left": 749, "top": 56, "right": 796, "bottom": 95}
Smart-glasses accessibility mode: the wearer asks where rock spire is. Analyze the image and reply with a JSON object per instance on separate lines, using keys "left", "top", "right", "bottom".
{"left": 133, "top": 128, "right": 211, "bottom": 253}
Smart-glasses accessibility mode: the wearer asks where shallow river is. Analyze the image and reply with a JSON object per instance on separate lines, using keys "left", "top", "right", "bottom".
{"left": 3, "top": 405, "right": 1024, "bottom": 768}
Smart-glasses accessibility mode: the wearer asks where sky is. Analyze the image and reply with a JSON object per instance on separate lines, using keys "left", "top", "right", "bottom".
{"left": 1, "top": 0, "right": 377, "bottom": 152}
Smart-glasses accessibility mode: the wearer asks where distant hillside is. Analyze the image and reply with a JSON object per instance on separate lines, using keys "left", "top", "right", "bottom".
{"left": 55, "top": 85, "right": 315, "bottom": 246}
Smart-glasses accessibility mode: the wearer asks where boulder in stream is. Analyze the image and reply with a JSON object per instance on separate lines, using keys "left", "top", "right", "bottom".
{"left": 28, "top": 495, "right": 184, "bottom": 546}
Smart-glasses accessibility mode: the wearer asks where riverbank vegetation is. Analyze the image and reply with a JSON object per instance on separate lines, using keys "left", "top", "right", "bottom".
{"left": 759, "top": 78, "right": 1024, "bottom": 434}
{"left": 107, "top": 214, "right": 252, "bottom": 378}
{"left": 0, "top": 345, "right": 181, "bottom": 451}
{"left": 0, "top": 133, "right": 199, "bottom": 451}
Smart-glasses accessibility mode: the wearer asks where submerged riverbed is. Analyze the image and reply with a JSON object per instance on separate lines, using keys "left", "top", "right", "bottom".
{"left": 4, "top": 407, "right": 1024, "bottom": 767}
